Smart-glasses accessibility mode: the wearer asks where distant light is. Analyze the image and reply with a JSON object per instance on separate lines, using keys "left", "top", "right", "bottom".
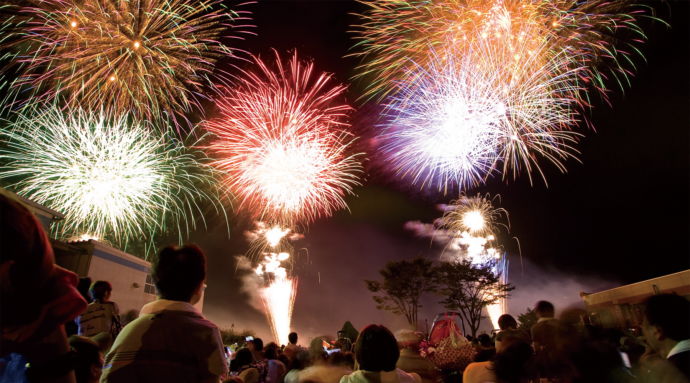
{"left": 109, "top": 75, "right": 116, "bottom": 82}
{"left": 70, "top": 20, "right": 78, "bottom": 28}
{"left": 133, "top": 41, "right": 141, "bottom": 49}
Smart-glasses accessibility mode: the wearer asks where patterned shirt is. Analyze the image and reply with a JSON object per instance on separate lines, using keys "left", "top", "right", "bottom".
{"left": 100, "top": 299, "right": 227, "bottom": 383}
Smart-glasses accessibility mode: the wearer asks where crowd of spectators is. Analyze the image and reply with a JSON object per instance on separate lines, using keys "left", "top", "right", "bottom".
{"left": 1, "top": 190, "right": 690, "bottom": 383}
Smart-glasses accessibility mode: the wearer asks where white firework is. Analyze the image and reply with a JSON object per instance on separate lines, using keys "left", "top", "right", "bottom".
{"left": 0, "top": 107, "right": 223, "bottom": 253}
{"left": 379, "top": 40, "right": 583, "bottom": 192}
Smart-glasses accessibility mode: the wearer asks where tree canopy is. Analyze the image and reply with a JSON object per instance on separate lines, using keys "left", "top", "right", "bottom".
{"left": 434, "top": 260, "right": 514, "bottom": 337}
{"left": 365, "top": 257, "right": 436, "bottom": 329}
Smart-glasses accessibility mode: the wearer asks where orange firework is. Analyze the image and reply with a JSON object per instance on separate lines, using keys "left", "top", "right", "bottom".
{"left": 351, "top": 0, "right": 653, "bottom": 102}
{"left": 1, "top": 0, "right": 253, "bottom": 128}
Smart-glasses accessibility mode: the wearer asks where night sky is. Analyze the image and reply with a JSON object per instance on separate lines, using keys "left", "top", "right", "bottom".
{"left": 190, "top": 0, "right": 690, "bottom": 341}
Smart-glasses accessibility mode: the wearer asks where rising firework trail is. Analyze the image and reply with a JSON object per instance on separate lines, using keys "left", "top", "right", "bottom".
{"left": 204, "top": 50, "right": 363, "bottom": 225}
{"left": 0, "top": 0, "right": 254, "bottom": 128}
{"left": 251, "top": 223, "right": 298, "bottom": 345}
{"left": 0, "top": 107, "right": 224, "bottom": 255}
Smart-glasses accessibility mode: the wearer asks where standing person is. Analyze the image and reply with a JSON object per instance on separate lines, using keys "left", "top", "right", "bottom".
{"left": 248, "top": 338, "right": 268, "bottom": 382}
{"left": 530, "top": 300, "right": 559, "bottom": 351}
{"left": 264, "top": 343, "right": 287, "bottom": 383}
{"left": 335, "top": 330, "right": 353, "bottom": 353}
{"left": 641, "top": 293, "right": 690, "bottom": 381}
{"left": 463, "top": 335, "right": 536, "bottom": 383}
{"left": 284, "top": 350, "right": 310, "bottom": 383}
{"left": 530, "top": 300, "right": 567, "bottom": 380}
{"left": 101, "top": 245, "right": 227, "bottom": 383}
{"left": 495, "top": 314, "right": 529, "bottom": 352}
{"left": 284, "top": 332, "right": 300, "bottom": 362}
{"left": 77, "top": 281, "right": 121, "bottom": 348}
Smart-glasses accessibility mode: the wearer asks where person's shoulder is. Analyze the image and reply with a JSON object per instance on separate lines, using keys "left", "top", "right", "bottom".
{"left": 396, "top": 369, "right": 421, "bottom": 383}
{"left": 239, "top": 367, "right": 260, "bottom": 383}
{"left": 83, "top": 301, "right": 103, "bottom": 312}
{"left": 338, "top": 369, "right": 362, "bottom": 383}
{"left": 111, "top": 313, "right": 155, "bottom": 334}
{"left": 462, "top": 361, "right": 494, "bottom": 383}
{"left": 668, "top": 350, "right": 690, "bottom": 376}
{"left": 155, "top": 309, "right": 216, "bottom": 328}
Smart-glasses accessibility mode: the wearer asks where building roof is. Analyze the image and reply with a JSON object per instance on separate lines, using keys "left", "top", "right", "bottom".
{"left": 581, "top": 269, "right": 690, "bottom": 308}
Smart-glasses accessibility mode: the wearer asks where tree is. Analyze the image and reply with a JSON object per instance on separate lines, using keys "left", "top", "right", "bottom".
{"left": 366, "top": 257, "right": 436, "bottom": 329}
{"left": 435, "top": 260, "right": 514, "bottom": 337}
{"left": 219, "top": 325, "right": 255, "bottom": 345}
{"left": 517, "top": 307, "right": 538, "bottom": 332}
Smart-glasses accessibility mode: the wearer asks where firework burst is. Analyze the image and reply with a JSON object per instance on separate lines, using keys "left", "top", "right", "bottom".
{"left": 1, "top": 0, "right": 253, "bottom": 127}
{"left": 204, "top": 50, "right": 363, "bottom": 225}
{"left": 378, "top": 41, "right": 582, "bottom": 192}
{"left": 0, "top": 107, "right": 224, "bottom": 254}
{"left": 439, "top": 194, "right": 509, "bottom": 240}
{"left": 351, "top": 0, "right": 652, "bottom": 101}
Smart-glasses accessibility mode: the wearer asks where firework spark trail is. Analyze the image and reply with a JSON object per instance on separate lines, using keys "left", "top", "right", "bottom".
{"left": 351, "top": 0, "right": 653, "bottom": 101}
{"left": 252, "top": 223, "right": 298, "bottom": 346}
{"left": 0, "top": 0, "right": 253, "bottom": 127}
{"left": 204, "top": 50, "right": 363, "bottom": 225}
{"left": 0, "top": 107, "right": 224, "bottom": 255}
{"left": 379, "top": 40, "right": 582, "bottom": 192}
{"left": 486, "top": 255, "right": 509, "bottom": 330}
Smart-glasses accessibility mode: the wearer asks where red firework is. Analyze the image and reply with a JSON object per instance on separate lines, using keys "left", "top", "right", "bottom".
{"left": 203, "top": 50, "right": 362, "bottom": 225}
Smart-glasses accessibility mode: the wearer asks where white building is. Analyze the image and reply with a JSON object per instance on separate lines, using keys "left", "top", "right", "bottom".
{"left": 53, "top": 239, "right": 157, "bottom": 316}
{"left": 580, "top": 269, "right": 690, "bottom": 328}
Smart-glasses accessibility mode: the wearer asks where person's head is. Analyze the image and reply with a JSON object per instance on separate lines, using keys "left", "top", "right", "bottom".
{"left": 0, "top": 191, "right": 86, "bottom": 348}
{"left": 309, "top": 337, "right": 328, "bottom": 363}
{"left": 495, "top": 331, "right": 528, "bottom": 353}
{"left": 248, "top": 337, "right": 264, "bottom": 352}
{"left": 492, "top": 339, "right": 535, "bottom": 383}
{"left": 477, "top": 333, "right": 493, "bottom": 348}
{"left": 264, "top": 342, "right": 279, "bottom": 360}
{"left": 642, "top": 294, "right": 690, "bottom": 354}
{"left": 152, "top": 245, "right": 206, "bottom": 303}
{"left": 232, "top": 348, "right": 254, "bottom": 370}
{"left": 89, "top": 281, "right": 112, "bottom": 302}
{"left": 534, "top": 300, "right": 555, "bottom": 319}
{"left": 69, "top": 336, "right": 103, "bottom": 383}
{"left": 289, "top": 332, "right": 298, "bottom": 345}
{"left": 498, "top": 314, "right": 518, "bottom": 331}
{"left": 354, "top": 324, "right": 399, "bottom": 372}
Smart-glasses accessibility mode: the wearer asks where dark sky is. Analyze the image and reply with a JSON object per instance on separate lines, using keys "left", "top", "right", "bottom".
{"left": 192, "top": 0, "right": 690, "bottom": 341}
